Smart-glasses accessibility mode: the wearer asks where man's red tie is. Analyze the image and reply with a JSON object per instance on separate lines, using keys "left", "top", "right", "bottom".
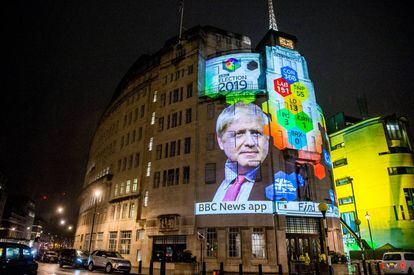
{"left": 223, "top": 175, "right": 245, "bottom": 201}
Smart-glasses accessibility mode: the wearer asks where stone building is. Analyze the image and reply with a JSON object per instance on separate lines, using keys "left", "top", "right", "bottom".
{"left": 75, "top": 25, "right": 343, "bottom": 273}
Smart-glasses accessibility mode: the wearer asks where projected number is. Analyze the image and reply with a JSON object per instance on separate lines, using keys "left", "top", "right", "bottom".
{"left": 218, "top": 80, "right": 248, "bottom": 92}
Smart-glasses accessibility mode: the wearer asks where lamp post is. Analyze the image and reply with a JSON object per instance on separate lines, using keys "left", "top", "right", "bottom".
{"left": 365, "top": 212, "right": 374, "bottom": 250}
{"left": 318, "top": 202, "right": 328, "bottom": 256}
{"left": 88, "top": 189, "right": 102, "bottom": 252}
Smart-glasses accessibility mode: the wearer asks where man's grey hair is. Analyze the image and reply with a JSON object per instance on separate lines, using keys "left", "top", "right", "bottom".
{"left": 216, "top": 102, "right": 269, "bottom": 138}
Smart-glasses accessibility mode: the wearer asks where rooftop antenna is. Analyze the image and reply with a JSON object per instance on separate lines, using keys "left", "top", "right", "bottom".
{"left": 268, "top": 0, "right": 279, "bottom": 31}
{"left": 178, "top": 0, "right": 185, "bottom": 42}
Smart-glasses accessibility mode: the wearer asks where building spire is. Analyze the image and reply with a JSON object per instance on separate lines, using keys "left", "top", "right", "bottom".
{"left": 268, "top": 0, "right": 278, "bottom": 31}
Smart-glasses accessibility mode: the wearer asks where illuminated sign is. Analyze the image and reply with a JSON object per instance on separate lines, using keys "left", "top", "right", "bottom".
{"left": 204, "top": 53, "right": 263, "bottom": 101}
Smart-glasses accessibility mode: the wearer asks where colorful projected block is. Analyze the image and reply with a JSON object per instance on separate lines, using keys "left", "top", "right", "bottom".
{"left": 281, "top": 66, "right": 298, "bottom": 84}
{"left": 276, "top": 108, "right": 295, "bottom": 130}
{"left": 313, "top": 163, "right": 326, "bottom": 180}
{"left": 274, "top": 78, "right": 291, "bottom": 97}
{"left": 291, "top": 82, "right": 309, "bottom": 101}
{"left": 284, "top": 96, "right": 303, "bottom": 114}
{"left": 265, "top": 171, "right": 298, "bottom": 201}
{"left": 295, "top": 111, "right": 314, "bottom": 133}
{"left": 223, "top": 57, "right": 241, "bottom": 72}
{"left": 288, "top": 127, "right": 307, "bottom": 149}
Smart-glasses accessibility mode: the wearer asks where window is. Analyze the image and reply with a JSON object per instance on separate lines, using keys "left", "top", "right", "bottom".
{"left": 252, "top": 228, "right": 266, "bottom": 259}
{"left": 164, "top": 143, "right": 169, "bottom": 158}
{"left": 393, "top": 205, "right": 399, "bottom": 220}
{"left": 146, "top": 162, "right": 151, "bottom": 176}
{"left": 119, "top": 231, "right": 132, "bottom": 254}
{"left": 96, "top": 232, "right": 104, "bottom": 249}
{"left": 184, "top": 137, "right": 191, "bottom": 154}
{"left": 116, "top": 204, "right": 121, "bottom": 219}
{"left": 5, "top": 247, "right": 20, "bottom": 260}
{"left": 148, "top": 137, "right": 153, "bottom": 151}
{"left": 129, "top": 203, "right": 135, "bottom": 218}
{"left": 109, "top": 232, "right": 117, "bottom": 251}
{"left": 138, "top": 127, "right": 143, "bottom": 140}
{"left": 172, "top": 89, "right": 179, "bottom": 103}
{"left": 134, "top": 153, "right": 140, "bottom": 167}
{"left": 126, "top": 180, "right": 131, "bottom": 193}
{"left": 128, "top": 155, "right": 133, "bottom": 169}
{"left": 122, "top": 203, "right": 128, "bottom": 219}
{"left": 136, "top": 230, "right": 144, "bottom": 241}
{"left": 185, "top": 108, "right": 192, "bottom": 123}
{"left": 340, "top": 212, "right": 356, "bottom": 234}
{"left": 153, "top": 91, "right": 158, "bottom": 102}
{"left": 207, "top": 103, "right": 215, "bottom": 120}
{"left": 167, "top": 169, "right": 175, "bottom": 186}
{"left": 122, "top": 157, "right": 127, "bottom": 171}
{"left": 177, "top": 140, "right": 181, "bottom": 156}
{"left": 170, "top": 141, "right": 176, "bottom": 157}
{"left": 143, "top": 190, "right": 149, "bottom": 207}
{"left": 151, "top": 112, "right": 156, "bottom": 125}
{"left": 158, "top": 117, "right": 164, "bottom": 131}
{"left": 388, "top": 167, "right": 414, "bottom": 175}
{"left": 186, "top": 83, "right": 193, "bottom": 98}
{"left": 117, "top": 159, "right": 122, "bottom": 172}
{"left": 228, "top": 228, "right": 241, "bottom": 258}
{"left": 133, "top": 178, "right": 138, "bottom": 192}
{"left": 120, "top": 136, "right": 124, "bottom": 148}
{"left": 183, "top": 166, "right": 190, "bottom": 184}
{"left": 335, "top": 177, "right": 351, "bottom": 186}
{"left": 175, "top": 168, "right": 180, "bottom": 185}
{"left": 338, "top": 196, "right": 354, "bottom": 205}
{"left": 386, "top": 120, "right": 402, "bottom": 140}
{"left": 400, "top": 205, "right": 406, "bottom": 220}
{"left": 206, "top": 134, "right": 215, "bottom": 151}
{"left": 120, "top": 182, "right": 125, "bottom": 195}
{"left": 132, "top": 130, "right": 136, "bottom": 142}
{"left": 171, "top": 112, "right": 178, "bottom": 128}
{"left": 160, "top": 93, "right": 166, "bottom": 106}
{"left": 126, "top": 133, "right": 130, "bottom": 145}
{"left": 114, "top": 184, "right": 118, "bottom": 196}
{"left": 205, "top": 163, "right": 216, "bottom": 184}
{"left": 333, "top": 158, "right": 348, "bottom": 168}
{"left": 156, "top": 144, "right": 163, "bottom": 160}
{"left": 140, "top": 105, "right": 145, "bottom": 118}
{"left": 134, "top": 108, "right": 139, "bottom": 122}
{"left": 206, "top": 228, "right": 217, "bottom": 257}
{"left": 128, "top": 112, "right": 132, "bottom": 125}
{"left": 404, "top": 188, "right": 414, "bottom": 220}
{"left": 187, "top": 65, "right": 194, "bottom": 75}
{"left": 153, "top": 172, "right": 161, "bottom": 188}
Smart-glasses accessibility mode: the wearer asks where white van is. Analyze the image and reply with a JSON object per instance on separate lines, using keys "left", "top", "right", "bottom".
{"left": 381, "top": 252, "right": 414, "bottom": 274}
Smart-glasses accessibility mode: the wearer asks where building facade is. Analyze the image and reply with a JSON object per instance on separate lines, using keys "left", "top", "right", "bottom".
{"left": 328, "top": 113, "right": 414, "bottom": 253}
{"left": 75, "top": 26, "right": 343, "bottom": 273}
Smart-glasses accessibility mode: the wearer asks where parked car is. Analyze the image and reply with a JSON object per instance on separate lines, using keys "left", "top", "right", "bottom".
{"left": 0, "top": 242, "right": 38, "bottom": 275}
{"left": 381, "top": 251, "right": 414, "bottom": 274}
{"left": 87, "top": 250, "right": 131, "bottom": 274}
{"left": 58, "top": 248, "right": 88, "bottom": 268}
{"left": 41, "top": 250, "right": 59, "bottom": 263}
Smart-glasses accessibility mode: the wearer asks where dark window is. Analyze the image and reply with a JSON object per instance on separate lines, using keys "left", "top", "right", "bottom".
{"left": 118, "top": 159, "right": 122, "bottom": 172}
{"left": 388, "top": 166, "right": 414, "bottom": 175}
{"left": 184, "top": 137, "right": 191, "bottom": 154}
{"left": 185, "top": 108, "right": 192, "bottom": 124}
{"left": 400, "top": 205, "right": 406, "bottom": 220}
{"left": 134, "top": 108, "right": 139, "bottom": 122}
{"left": 172, "top": 113, "right": 178, "bottom": 128}
{"left": 134, "top": 153, "right": 140, "bottom": 167}
{"left": 186, "top": 83, "right": 193, "bottom": 98}
{"left": 138, "top": 127, "right": 143, "bottom": 140}
{"left": 128, "top": 155, "right": 133, "bottom": 169}
{"left": 333, "top": 158, "right": 348, "bottom": 168}
{"left": 335, "top": 177, "right": 351, "bottom": 186}
{"left": 338, "top": 196, "right": 353, "bottom": 205}
{"left": 162, "top": 170, "right": 167, "bottom": 187}
{"left": 183, "top": 166, "right": 190, "bottom": 184}
{"left": 207, "top": 103, "right": 215, "bottom": 120}
{"left": 404, "top": 253, "right": 414, "bottom": 261}
{"left": 175, "top": 168, "right": 180, "bottom": 185}
{"left": 167, "top": 115, "right": 171, "bottom": 129}
{"left": 158, "top": 117, "right": 164, "bottom": 131}
{"left": 140, "top": 105, "right": 145, "bottom": 118}
{"left": 403, "top": 188, "right": 414, "bottom": 220}
{"left": 179, "top": 87, "right": 183, "bottom": 101}
{"left": 178, "top": 111, "right": 182, "bottom": 126}
{"left": 120, "top": 136, "right": 124, "bottom": 148}
{"left": 383, "top": 254, "right": 401, "bottom": 261}
{"left": 177, "top": 140, "right": 181, "bottom": 156}
{"left": 160, "top": 93, "right": 166, "bottom": 107}
{"left": 205, "top": 163, "right": 216, "bottom": 184}
{"left": 156, "top": 145, "right": 162, "bottom": 160}
{"left": 172, "top": 89, "right": 179, "bottom": 103}
{"left": 167, "top": 169, "right": 175, "bottom": 186}
{"left": 393, "top": 205, "right": 399, "bottom": 220}
{"left": 170, "top": 141, "right": 176, "bottom": 157}
{"left": 132, "top": 130, "right": 136, "bottom": 142}
{"left": 122, "top": 157, "right": 127, "bottom": 171}
{"left": 153, "top": 172, "right": 160, "bottom": 188}
{"left": 128, "top": 112, "right": 132, "bottom": 125}
{"left": 206, "top": 133, "right": 215, "bottom": 151}
{"left": 187, "top": 65, "right": 194, "bottom": 75}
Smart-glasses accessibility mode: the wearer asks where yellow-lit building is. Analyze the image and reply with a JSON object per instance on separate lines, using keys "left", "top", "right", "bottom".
{"left": 327, "top": 113, "right": 414, "bottom": 252}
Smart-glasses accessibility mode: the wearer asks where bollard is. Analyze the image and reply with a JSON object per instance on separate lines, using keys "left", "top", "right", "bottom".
{"left": 220, "top": 262, "right": 224, "bottom": 275}
{"left": 138, "top": 260, "right": 142, "bottom": 274}
{"left": 160, "top": 260, "right": 166, "bottom": 275}
{"left": 278, "top": 264, "right": 283, "bottom": 275}
{"left": 202, "top": 262, "right": 206, "bottom": 275}
{"left": 239, "top": 263, "right": 243, "bottom": 275}
{"left": 149, "top": 260, "right": 153, "bottom": 275}
{"left": 258, "top": 264, "right": 263, "bottom": 275}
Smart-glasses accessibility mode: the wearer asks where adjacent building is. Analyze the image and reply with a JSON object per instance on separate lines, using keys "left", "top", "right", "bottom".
{"left": 75, "top": 25, "right": 343, "bottom": 273}
{"left": 328, "top": 113, "right": 414, "bottom": 253}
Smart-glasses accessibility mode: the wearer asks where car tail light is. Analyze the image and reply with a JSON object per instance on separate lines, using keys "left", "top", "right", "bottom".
{"left": 401, "top": 260, "right": 406, "bottom": 270}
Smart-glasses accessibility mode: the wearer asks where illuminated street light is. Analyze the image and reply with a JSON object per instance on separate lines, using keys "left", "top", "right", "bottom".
{"left": 57, "top": 206, "right": 64, "bottom": 214}
{"left": 68, "top": 225, "right": 73, "bottom": 231}
{"left": 88, "top": 189, "right": 102, "bottom": 252}
{"left": 365, "top": 212, "right": 374, "bottom": 250}
{"left": 60, "top": 219, "right": 66, "bottom": 225}
{"left": 11, "top": 227, "right": 16, "bottom": 231}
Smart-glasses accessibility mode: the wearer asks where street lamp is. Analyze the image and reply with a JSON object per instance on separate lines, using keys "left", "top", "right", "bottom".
{"left": 88, "top": 189, "right": 102, "bottom": 252}
{"left": 68, "top": 225, "right": 73, "bottom": 231}
{"left": 365, "top": 212, "right": 374, "bottom": 250}
{"left": 60, "top": 219, "right": 66, "bottom": 225}
{"left": 57, "top": 206, "right": 64, "bottom": 214}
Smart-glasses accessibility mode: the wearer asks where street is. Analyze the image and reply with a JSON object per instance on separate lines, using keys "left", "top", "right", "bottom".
{"left": 37, "top": 262, "right": 109, "bottom": 275}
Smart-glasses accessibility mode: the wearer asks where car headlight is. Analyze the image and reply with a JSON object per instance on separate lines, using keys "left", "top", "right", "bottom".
{"left": 76, "top": 258, "right": 83, "bottom": 263}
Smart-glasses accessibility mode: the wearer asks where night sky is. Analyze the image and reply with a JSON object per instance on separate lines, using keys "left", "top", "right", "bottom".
{"left": 2, "top": 1, "right": 413, "bottom": 226}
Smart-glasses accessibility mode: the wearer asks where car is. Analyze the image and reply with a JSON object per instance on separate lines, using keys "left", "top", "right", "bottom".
{"left": 381, "top": 251, "right": 414, "bottom": 274}
{"left": 41, "top": 250, "right": 59, "bottom": 263}
{"left": 0, "top": 242, "right": 38, "bottom": 275}
{"left": 87, "top": 250, "right": 131, "bottom": 274}
{"left": 58, "top": 248, "right": 88, "bottom": 268}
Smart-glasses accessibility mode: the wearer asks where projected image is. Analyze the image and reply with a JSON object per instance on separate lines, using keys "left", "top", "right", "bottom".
{"left": 204, "top": 53, "right": 264, "bottom": 103}
{"left": 213, "top": 102, "right": 270, "bottom": 202}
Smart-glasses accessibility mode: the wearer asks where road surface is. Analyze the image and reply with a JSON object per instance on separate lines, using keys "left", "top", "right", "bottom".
{"left": 37, "top": 262, "right": 109, "bottom": 275}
